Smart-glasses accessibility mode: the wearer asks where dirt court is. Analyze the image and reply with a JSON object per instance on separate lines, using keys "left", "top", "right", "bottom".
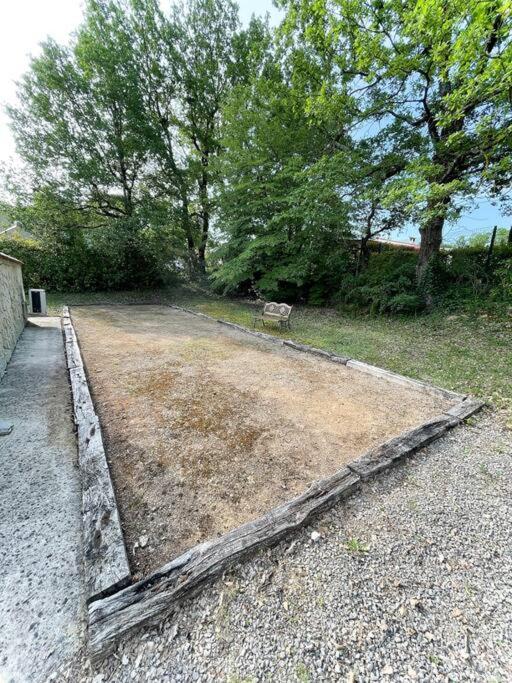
{"left": 71, "top": 305, "right": 454, "bottom": 577}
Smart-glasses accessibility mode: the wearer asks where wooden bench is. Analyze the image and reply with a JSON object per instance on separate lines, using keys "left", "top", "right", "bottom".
{"left": 255, "top": 302, "right": 293, "bottom": 329}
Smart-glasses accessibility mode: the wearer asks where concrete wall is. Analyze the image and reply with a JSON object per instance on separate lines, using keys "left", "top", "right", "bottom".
{"left": 0, "top": 252, "right": 26, "bottom": 378}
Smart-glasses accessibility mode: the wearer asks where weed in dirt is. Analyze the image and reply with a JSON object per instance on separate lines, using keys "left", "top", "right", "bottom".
{"left": 478, "top": 463, "right": 500, "bottom": 481}
{"left": 227, "top": 675, "right": 257, "bottom": 683}
{"left": 295, "top": 662, "right": 311, "bottom": 683}
{"left": 216, "top": 580, "right": 241, "bottom": 628}
{"left": 407, "top": 499, "right": 419, "bottom": 512}
{"left": 464, "top": 583, "right": 476, "bottom": 597}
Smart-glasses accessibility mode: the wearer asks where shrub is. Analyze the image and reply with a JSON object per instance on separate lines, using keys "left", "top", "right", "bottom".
{"left": 0, "top": 226, "right": 179, "bottom": 292}
{"left": 336, "top": 243, "right": 512, "bottom": 314}
{"left": 337, "top": 251, "right": 423, "bottom": 314}
{"left": 435, "top": 243, "right": 512, "bottom": 310}
{"left": 0, "top": 236, "right": 49, "bottom": 288}
{"left": 490, "top": 258, "right": 512, "bottom": 304}
{"left": 387, "top": 292, "right": 424, "bottom": 313}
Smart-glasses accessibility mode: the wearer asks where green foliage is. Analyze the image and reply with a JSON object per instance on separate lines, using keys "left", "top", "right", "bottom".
{"left": 491, "top": 259, "right": 512, "bottom": 303}
{"left": 213, "top": 50, "right": 353, "bottom": 302}
{"left": 213, "top": 0, "right": 512, "bottom": 303}
{"left": 387, "top": 292, "right": 425, "bottom": 315}
{"left": 4, "top": 0, "right": 247, "bottom": 283}
{"left": 281, "top": 0, "right": 512, "bottom": 272}
{"left": 0, "top": 228, "right": 178, "bottom": 292}
{"left": 344, "top": 538, "right": 369, "bottom": 553}
{"left": 438, "top": 242, "right": 512, "bottom": 310}
{"left": 337, "top": 244, "right": 512, "bottom": 314}
{"left": 339, "top": 251, "right": 423, "bottom": 314}
{"left": 453, "top": 228, "right": 511, "bottom": 249}
{"left": 0, "top": 237, "right": 48, "bottom": 289}
{"left": 3, "top": 0, "right": 512, "bottom": 309}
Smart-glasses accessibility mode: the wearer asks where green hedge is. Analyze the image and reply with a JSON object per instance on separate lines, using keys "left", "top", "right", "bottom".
{"left": 0, "top": 228, "right": 178, "bottom": 292}
{"left": 337, "top": 251, "right": 422, "bottom": 314}
{"left": 2, "top": 231, "right": 510, "bottom": 313}
{"left": 0, "top": 237, "right": 48, "bottom": 289}
{"left": 336, "top": 245, "right": 512, "bottom": 314}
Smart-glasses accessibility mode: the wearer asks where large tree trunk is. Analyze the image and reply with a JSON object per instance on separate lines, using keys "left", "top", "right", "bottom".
{"left": 156, "top": 116, "right": 200, "bottom": 276}
{"left": 356, "top": 203, "right": 377, "bottom": 275}
{"left": 179, "top": 193, "right": 198, "bottom": 276}
{"left": 197, "top": 202, "right": 208, "bottom": 274}
{"left": 417, "top": 214, "right": 444, "bottom": 279}
{"left": 197, "top": 152, "right": 210, "bottom": 274}
{"left": 197, "top": 232, "right": 208, "bottom": 274}
{"left": 417, "top": 196, "right": 449, "bottom": 293}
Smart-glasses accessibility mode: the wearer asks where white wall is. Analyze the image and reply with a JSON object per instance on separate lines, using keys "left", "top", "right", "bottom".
{"left": 0, "top": 252, "right": 26, "bottom": 377}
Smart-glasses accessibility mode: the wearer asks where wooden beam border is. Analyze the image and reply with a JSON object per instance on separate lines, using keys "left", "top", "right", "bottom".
{"left": 87, "top": 403, "right": 483, "bottom": 662}
{"left": 63, "top": 303, "right": 484, "bottom": 661}
{"left": 88, "top": 466, "right": 361, "bottom": 661}
{"left": 62, "top": 306, "right": 131, "bottom": 604}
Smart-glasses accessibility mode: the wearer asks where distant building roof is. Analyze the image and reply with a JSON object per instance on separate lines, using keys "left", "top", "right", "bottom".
{"left": 371, "top": 237, "right": 420, "bottom": 252}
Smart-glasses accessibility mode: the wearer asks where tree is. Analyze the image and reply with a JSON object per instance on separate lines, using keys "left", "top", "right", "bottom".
{"left": 9, "top": 1, "right": 147, "bottom": 224}
{"left": 6, "top": 0, "right": 156, "bottom": 282}
{"left": 214, "top": 30, "right": 354, "bottom": 301}
{"left": 453, "top": 227, "right": 510, "bottom": 248}
{"left": 127, "top": 0, "right": 242, "bottom": 273}
{"left": 280, "top": 0, "right": 512, "bottom": 290}
{"left": 176, "top": 0, "right": 240, "bottom": 272}
{"left": 7, "top": 0, "right": 246, "bottom": 278}
{"left": 330, "top": 124, "right": 421, "bottom": 274}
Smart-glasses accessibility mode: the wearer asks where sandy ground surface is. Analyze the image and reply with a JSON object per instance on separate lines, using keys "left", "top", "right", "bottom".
{"left": 0, "top": 318, "right": 84, "bottom": 683}
{"left": 72, "top": 305, "right": 453, "bottom": 578}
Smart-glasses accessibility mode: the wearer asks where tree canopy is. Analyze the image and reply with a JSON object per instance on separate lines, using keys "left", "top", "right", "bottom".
{"left": 7, "top": 0, "right": 247, "bottom": 278}
{"left": 3, "top": 0, "right": 511, "bottom": 305}
{"left": 280, "top": 0, "right": 512, "bottom": 281}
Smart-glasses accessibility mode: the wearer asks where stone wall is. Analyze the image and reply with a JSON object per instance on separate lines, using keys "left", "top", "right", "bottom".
{"left": 0, "top": 252, "right": 26, "bottom": 378}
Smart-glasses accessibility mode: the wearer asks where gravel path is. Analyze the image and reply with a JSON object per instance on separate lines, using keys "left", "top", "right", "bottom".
{"left": 58, "top": 412, "right": 511, "bottom": 682}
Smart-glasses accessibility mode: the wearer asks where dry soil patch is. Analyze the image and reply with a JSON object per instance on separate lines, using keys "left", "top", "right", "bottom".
{"left": 71, "top": 304, "right": 453, "bottom": 577}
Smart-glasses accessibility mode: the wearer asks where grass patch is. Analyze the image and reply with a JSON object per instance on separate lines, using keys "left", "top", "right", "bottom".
{"left": 47, "top": 285, "right": 512, "bottom": 416}
{"left": 344, "top": 538, "right": 370, "bottom": 553}
{"left": 295, "top": 662, "right": 311, "bottom": 683}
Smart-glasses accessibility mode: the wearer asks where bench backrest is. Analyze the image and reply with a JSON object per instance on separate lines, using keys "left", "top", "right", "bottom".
{"left": 262, "top": 302, "right": 292, "bottom": 320}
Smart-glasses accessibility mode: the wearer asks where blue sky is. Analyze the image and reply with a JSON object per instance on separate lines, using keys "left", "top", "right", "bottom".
{"left": 0, "top": 0, "right": 508, "bottom": 242}
{"left": 389, "top": 198, "right": 508, "bottom": 245}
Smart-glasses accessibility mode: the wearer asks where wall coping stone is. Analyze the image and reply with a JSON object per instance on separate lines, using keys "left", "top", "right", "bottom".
{"left": 0, "top": 251, "right": 23, "bottom": 265}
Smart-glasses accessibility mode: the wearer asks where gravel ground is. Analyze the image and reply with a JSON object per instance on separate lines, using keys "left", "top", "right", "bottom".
{"left": 56, "top": 412, "right": 511, "bottom": 683}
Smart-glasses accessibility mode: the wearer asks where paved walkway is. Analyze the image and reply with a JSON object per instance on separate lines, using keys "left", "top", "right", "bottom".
{"left": 0, "top": 318, "right": 84, "bottom": 683}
